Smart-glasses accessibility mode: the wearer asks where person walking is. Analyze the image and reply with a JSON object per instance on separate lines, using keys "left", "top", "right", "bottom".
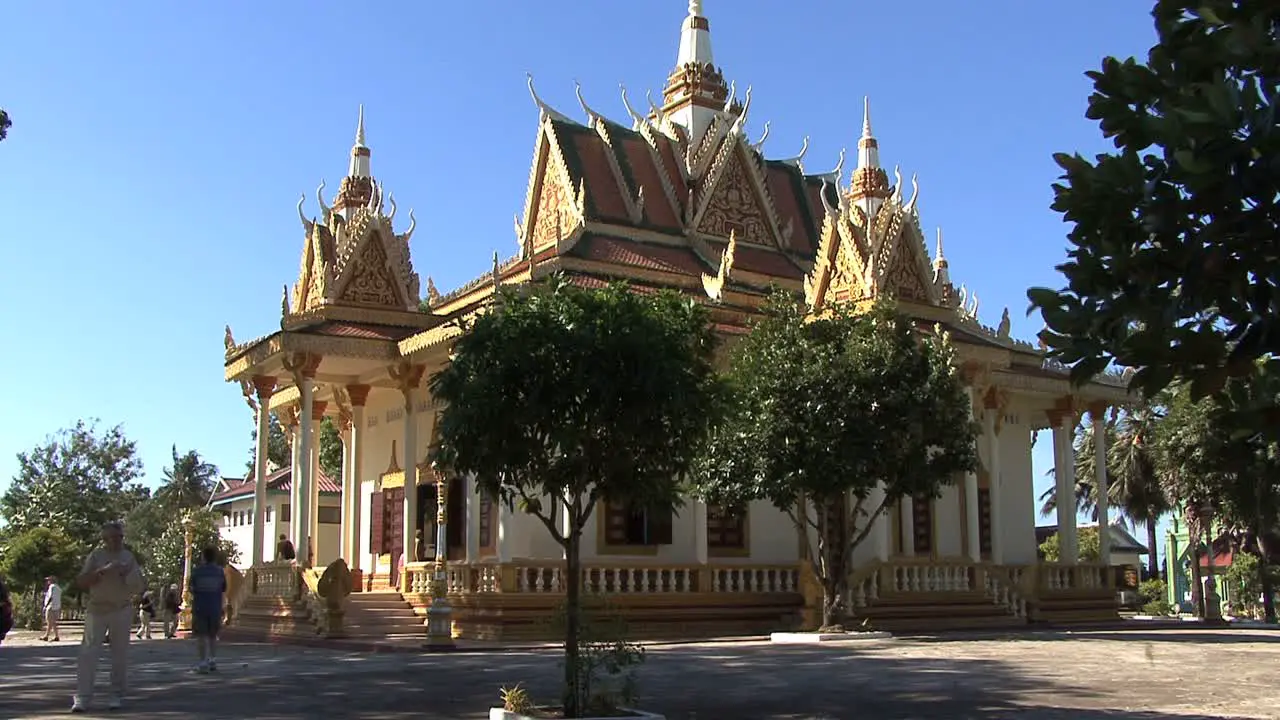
{"left": 40, "top": 576, "right": 63, "bottom": 642}
{"left": 71, "top": 521, "right": 145, "bottom": 713}
{"left": 135, "top": 590, "right": 155, "bottom": 640}
{"left": 161, "top": 584, "right": 181, "bottom": 638}
{"left": 189, "top": 546, "right": 226, "bottom": 673}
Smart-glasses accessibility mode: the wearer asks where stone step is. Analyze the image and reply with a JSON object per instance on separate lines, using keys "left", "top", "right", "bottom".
{"left": 858, "top": 602, "right": 1013, "bottom": 619}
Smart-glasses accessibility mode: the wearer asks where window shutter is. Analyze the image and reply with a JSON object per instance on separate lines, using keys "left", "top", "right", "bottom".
{"left": 649, "top": 507, "right": 674, "bottom": 545}
{"left": 369, "top": 491, "right": 385, "bottom": 554}
{"left": 604, "top": 501, "right": 630, "bottom": 545}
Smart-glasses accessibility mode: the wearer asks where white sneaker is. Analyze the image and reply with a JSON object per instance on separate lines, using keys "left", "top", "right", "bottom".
{"left": 107, "top": 695, "right": 123, "bottom": 710}
{"left": 208, "top": 660, "right": 218, "bottom": 672}
{"left": 195, "top": 661, "right": 210, "bottom": 674}
{"left": 70, "top": 699, "right": 87, "bottom": 714}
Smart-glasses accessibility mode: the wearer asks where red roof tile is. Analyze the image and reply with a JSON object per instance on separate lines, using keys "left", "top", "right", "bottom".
{"left": 569, "top": 132, "right": 631, "bottom": 223}
{"left": 210, "top": 466, "right": 341, "bottom": 504}
{"left": 308, "top": 322, "right": 420, "bottom": 341}
{"left": 619, "top": 136, "right": 681, "bottom": 230}
{"left": 765, "top": 164, "right": 816, "bottom": 255}
{"left": 576, "top": 235, "right": 705, "bottom": 276}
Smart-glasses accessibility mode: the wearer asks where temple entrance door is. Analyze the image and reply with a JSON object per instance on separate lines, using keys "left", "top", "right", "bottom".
{"left": 911, "top": 494, "right": 934, "bottom": 556}
{"left": 384, "top": 486, "right": 405, "bottom": 565}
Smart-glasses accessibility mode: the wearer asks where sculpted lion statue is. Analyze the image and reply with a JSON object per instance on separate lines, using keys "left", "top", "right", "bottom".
{"left": 316, "top": 559, "right": 354, "bottom": 610}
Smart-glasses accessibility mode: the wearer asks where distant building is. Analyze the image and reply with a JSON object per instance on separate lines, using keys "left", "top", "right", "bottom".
{"left": 211, "top": 467, "right": 341, "bottom": 568}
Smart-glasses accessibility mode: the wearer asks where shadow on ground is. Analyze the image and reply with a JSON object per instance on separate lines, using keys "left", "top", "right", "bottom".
{"left": 0, "top": 638, "right": 1265, "bottom": 719}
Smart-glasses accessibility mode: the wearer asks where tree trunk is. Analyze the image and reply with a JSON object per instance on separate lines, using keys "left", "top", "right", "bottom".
{"left": 562, "top": 527, "right": 583, "bottom": 718}
{"left": 1145, "top": 514, "right": 1160, "bottom": 581}
{"left": 1258, "top": 531, "right": 1277, "bottom": 623}
{"left": 817, "top": 497, "right": 849, "bottom": 631}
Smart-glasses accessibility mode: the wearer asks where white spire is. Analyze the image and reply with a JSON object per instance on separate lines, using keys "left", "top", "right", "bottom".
{"left": 857, "top": 96, "right": 880, "bottom": 170}
{"left": 933, "top": 227, "right": 951, "bottom": 286}
{"left": 348, "top": 105, "right": 371, "bottom": 178}
{"left": 677, "top": 0, "right": 713, "bottom": 68}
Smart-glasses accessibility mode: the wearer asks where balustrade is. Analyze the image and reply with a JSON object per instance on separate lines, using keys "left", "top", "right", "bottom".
{"left": 251, "top": 561, "right": 301, "bottom": 599}
{"left": 393, "top": 561, "right": 799, "bottom": 596}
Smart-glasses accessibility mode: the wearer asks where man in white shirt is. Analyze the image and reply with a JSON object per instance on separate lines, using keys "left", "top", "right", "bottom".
{"left": 40, "top": 576, "right": 62, "bottom": 642}
{"left": 72, "top": 521, "right": 145, "bottom": 714}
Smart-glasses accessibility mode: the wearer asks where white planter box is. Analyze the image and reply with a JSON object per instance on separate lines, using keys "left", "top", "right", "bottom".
{"left": 489, "top": 708, "right": 665, "bottom": 720}
{"left": 770, "top": 631, "right": 891, "bottom": 644}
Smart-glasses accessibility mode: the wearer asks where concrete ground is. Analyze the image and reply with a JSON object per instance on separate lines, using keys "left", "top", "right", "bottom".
{"left": 0, "top": 627, "right": 1276, "bottom": 719}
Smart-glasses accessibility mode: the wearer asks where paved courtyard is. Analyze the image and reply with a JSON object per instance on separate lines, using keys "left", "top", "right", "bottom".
{"left": 0, "top": 627, "right": 1276, "bottom": 719}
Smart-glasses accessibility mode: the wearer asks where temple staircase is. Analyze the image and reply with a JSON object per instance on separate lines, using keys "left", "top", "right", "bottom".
{"left": 845, "top": 561, "right": 1030, "bottom": 634}
{"left": 341, "top": 591, "right": 426, "bottom": 641}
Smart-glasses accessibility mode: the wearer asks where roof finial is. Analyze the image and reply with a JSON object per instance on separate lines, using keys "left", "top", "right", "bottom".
{"left": 689, "top": 0, "right": 703, "bottom": 16}
{"left": 347, "top": 105, "right": 372, "bottom": 178}
{"left": 862, "top": 96, "right": 872, "bottom": 139}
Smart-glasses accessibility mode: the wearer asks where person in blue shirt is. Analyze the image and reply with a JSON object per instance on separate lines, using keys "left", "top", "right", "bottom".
{"left": 188, "top": 547, "right": 226, "bottom": 673}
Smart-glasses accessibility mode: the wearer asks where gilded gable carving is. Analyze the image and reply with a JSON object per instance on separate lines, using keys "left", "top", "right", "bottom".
{"left": 697, "top": 148, "right": 772, "bottom": 245}
{"left": 530, "top": 155, "right": 575, "bottom": 251}
{"left": 338, "top": 238, "right": 402, "bottom": 308}
{"left": 882, "top": 235, "right": 930, "bottom": 302}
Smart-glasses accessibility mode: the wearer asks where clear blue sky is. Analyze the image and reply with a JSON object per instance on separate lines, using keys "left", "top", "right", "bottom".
{"left": 0, "top": 1, "right": 1159, "bottom": 541}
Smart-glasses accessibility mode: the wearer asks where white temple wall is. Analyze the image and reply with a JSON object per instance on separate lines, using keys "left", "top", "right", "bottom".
{"left": 934, "top": 483, "right": 965, "bottom": 557}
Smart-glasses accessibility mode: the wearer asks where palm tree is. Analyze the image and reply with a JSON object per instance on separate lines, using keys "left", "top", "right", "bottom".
{"left": 1108, "top": 404, "right": 1174, "bottom": 579}
{"left": 1038, "top": 419, "right": 1106, "bottom": 519}
{"left": 157, "top": 446, "right": 219, "bottom": 510}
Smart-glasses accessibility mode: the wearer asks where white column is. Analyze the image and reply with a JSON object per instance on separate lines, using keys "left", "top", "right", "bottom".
{"left": 250, "top": 377, "right": 275, "bottom": 566}
{"left": 401, "top": 382, "right": 419, "bottom": 566}
{"left": 867, "top": 484, "right": 890, "bottom": 562}
{"left": 1052, "top": 413, "right": 1079, "bottom": 564}
{"left": 298, "top": 372, "right": 316, "bottom": 567}
{"left": 308, "top": 401, "right": 324, "bottom": 566}
{"left": 289, "top": 416, "right": 303, "bottom": 555}
{"left": 338, "top": 417, "right": 353, "bottom": 563}
{"left": 465, "top": 475, "right": 481, "bottom": 563}
{"left": 984, "top": 403, "right": 1004, "bottom": 565}
{"left": 347, "top": 386, "right": 369, "bottom": 571}
{"left": 1092, "top": 406, "right": 1110, "bottom": 564}
{"left": 964, "top": 387, "right": 982, "bottom": 562}
{"left": 495, "top": 503, "right": 513, "bottom": 562}
{"left": 899, "top": 497, "right": 915, "bottom": 557}
{"left": 692, "top": 499, "right": 709, "bottom": 565}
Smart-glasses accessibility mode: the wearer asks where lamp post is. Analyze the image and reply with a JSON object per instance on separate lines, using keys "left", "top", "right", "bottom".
{"left": 178, "top": 512, "right": 195, "bottom": 632}
{"left": 425, "top": 468, "right": 455, "bottom": 649}
{"left": 1199, "top": 501, "right": 1222, "bottom": 621}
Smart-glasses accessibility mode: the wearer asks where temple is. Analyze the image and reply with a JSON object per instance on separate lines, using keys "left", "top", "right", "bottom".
{"left": 221, "top": 1, "right": 1133, "bottom": 640}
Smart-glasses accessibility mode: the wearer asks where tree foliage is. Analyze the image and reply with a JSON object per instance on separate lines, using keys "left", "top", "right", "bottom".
{"left": 692, "top": 295, "right": 979, "bottom": 629}
{"left": 319, "top": 416, "right": 343, "bottom": 480}
{"left": 0, "top": 526, "right": 82, "bottom": 596}
{"left": 1028, "top": 1, "right": 1280, "bottom": 405}
{"left": 1154, "top": 375, "right": 1280, "bottom": 621}
{"left": 156, "top": 446, "right": 218, "bottom": 509}
{"left": 136, "top": 508, "right": 238, "bottom": 592}
{"left": 246, "top": 411, "right": 291, "bottom": 474}
{"left": 1039, "top": 526, "right": 1102, "bottom": 563}
{"left": 0, "top": 108, "right": 9, "bottom": 141}
{"left": 429, "top": 276, "right": 721, "bottom": 718}
{"left": 1, "top": 421, "right": 149, "bottom": 551}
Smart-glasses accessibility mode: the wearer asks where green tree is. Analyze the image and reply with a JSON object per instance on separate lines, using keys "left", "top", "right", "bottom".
{"left": 319, "top": 416, "right": 343, "bottom": 480}
{"left": 0, "top": 527, "right": 82, "bottom": 626}
{"left": 156, "top": 446, "right": 218, "bottom": 509}
{"left": 429, "top": 276, "right": 721, "bottom": 718}
{"left": 692, "top": 296, "right": 978, "bottom": 630}
{"left": 1, "top": 421, "right": 149, "bottom": 551}
{"left": 1039, "top": 526, "right": 1103, "bottom": 563}
{"left": 1154, "top": 378, "right": 1280, "bottom": 621}
{"left": 138, "top": 508, "right": 238, "bottom": 591}
{"left": 1027, "top": 1, "right": 1280, "bottom": 406}
{"left": 0, "top": 108, "right": 10, "bottom": 141}
{"left": 246, "top": 411, "right": 291, "bottom": 475}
